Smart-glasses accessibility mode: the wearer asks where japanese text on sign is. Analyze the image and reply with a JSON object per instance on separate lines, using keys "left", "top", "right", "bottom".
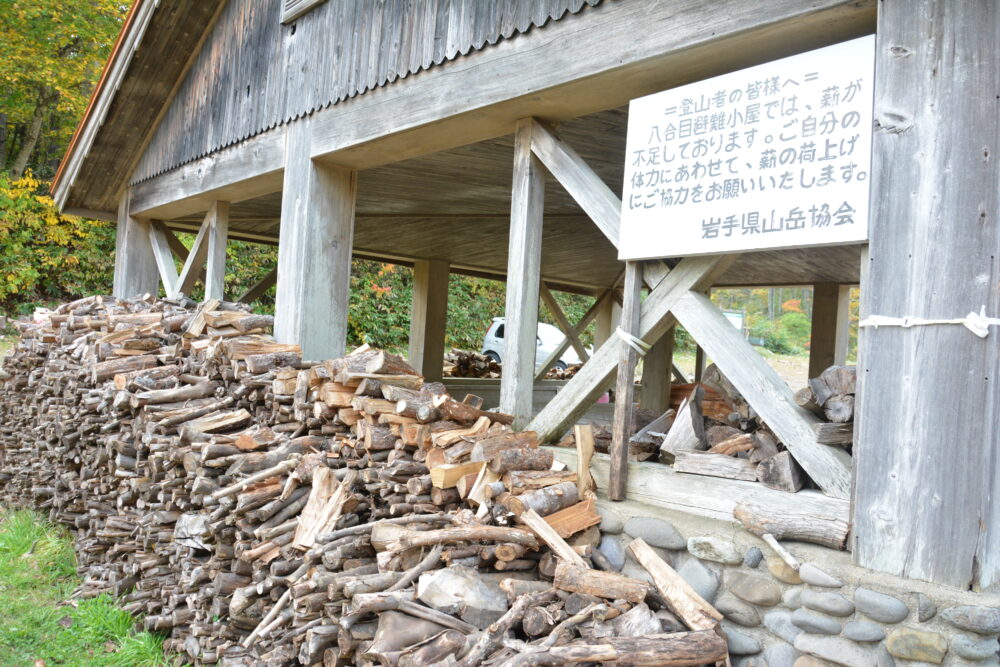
{"left": 618, "top": 36, "right": 875, "bottom": 260}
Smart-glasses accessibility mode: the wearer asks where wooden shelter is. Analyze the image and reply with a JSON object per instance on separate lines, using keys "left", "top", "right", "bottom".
{"left": 52, "top": 0, "right": 1000, "bottom": 593}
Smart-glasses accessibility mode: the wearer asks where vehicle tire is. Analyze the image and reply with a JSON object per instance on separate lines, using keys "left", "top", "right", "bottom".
{"left": 484, "top": 351, "right": 502, "bottom": 364}
{"left": 552, "top": 361, "right": 567, "bottom": 372}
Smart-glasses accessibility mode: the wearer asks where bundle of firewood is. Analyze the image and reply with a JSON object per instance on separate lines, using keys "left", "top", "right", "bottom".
{"left": 443, "top": 350, "right": 501, "bottom": 378}
{"left": 551, "top": 364, "right": 825, "bottom": 495}
{"left": 0, "top": 296, "right": 730, "bottom": 666}
{"left": 794, "top": 365, "right": 857, "bottom": 447}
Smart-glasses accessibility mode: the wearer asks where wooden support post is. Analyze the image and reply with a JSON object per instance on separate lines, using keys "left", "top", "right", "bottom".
{"left": 808, "top": 283, "right": 851, "bottom": 378}
{"left": 854, "top": 0, "right": 1000, "bottom": 589}
{"left": 238, "top": 266, "right": 278, "bottom": 304}
{"left": 527, "top": 255, "right": 737, "bottom": 444}
{"left": 113, "top": 192, "right": 158, "bottom": 298}
{"left": 204, "top": 201, "right": 229, "bottom": 302}
{"left": 694, "top": 346, "right": 706, "bottom": 383}
{"left": 594, "top": 298, "right": 620, "bottom": 349}
{"left": 275, "top": 120, "right": 356, "bottom": 360}
{"left": 409, "top": 259, "right": 449, "bottom": 381}
{"left": 640, "top": 326, "right": 673, "bottom": 413}
{"left": 672, "top": 291, "right": 852, "bottom": 499}
{"left": 500, "top": 119, "right": 544, "bottom": 429}
{"left": 608, "top": 262, "right": 642, "bottom": 501}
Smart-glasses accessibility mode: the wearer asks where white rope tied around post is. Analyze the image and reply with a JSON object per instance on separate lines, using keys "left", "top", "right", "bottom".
{"left": 615, "top": 327, "right": 651, "bottom": 356}
{"left": 859, "top": 306, "right": 1000, "bottom": 339}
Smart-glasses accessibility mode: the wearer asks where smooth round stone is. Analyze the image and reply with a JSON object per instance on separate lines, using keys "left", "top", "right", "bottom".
{"left": 676, "top": 555, "right": 719, "bottom": 603}
{"left": 599, "top": 509, "right": 625, "bottom": 534}
{"left": 874, "top": 645, "right": 896, "bottom": 667}
{"left": 762, "top": 643, "right": 799, "bottom": 667}
{"left": 782, "top": 588, "right": 802, "bottom": 609}
{"left": 620, "top": 560, "right": 655, "bottom": 586}
{"left": 844, "top": 620, "right": 886, "bottom": 643}
{"left": 853, "top": 587, "right": 908, "bottom": 624}
{"left": 730, "top": 571, "right": 783, "bottom": 607}
{"left": 723, "top": 623, "right": 763, "bottom": 656}
{"left": 744, "top": 546, "right": 764, "bottom": 568}
{"left": 941, "top": 604, "right": 1000, "bottom": 634}
{"left": 792, "top": 658, "right": 831, "bottom": 667}
{"left": 794, "top": 634, "right": 878, "bottom": 666}
{"left": 597, "top": 534, "right": 625, "bottom": 571}
{"left": 797, "top": 563, "right": 843, "bottom": 588}
{"left": 716, "top": 592, "right": 762, "bottom": 627}
{"left": 687, "top": 535, "right": 743, "bottom": 564}
{"left": 764, "top": 609, "right": 803, "bottom": 644}
{"left": 767, "top": 557, "right": 803, "bottom": 584}
{"left": 800, "top": 589, "right": 855, "bottom": 617}
{"left": 790, "top": 608, "right": 842, "bottom": 635}
{"left": 623, "top": 516, "right": 685, "bottom": 549}
{"left": 886, "top": 627, "right": 947, "bottom": 662}
{"left": 917, "top": 593, "right": 937, "bottom": 622}
{"left": 951, "top": 633, "right": 1000, "bottom": 660}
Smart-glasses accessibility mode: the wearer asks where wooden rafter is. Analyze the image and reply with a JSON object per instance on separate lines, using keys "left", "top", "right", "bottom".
{"left": 528, "top": 119, "right": 621, "bottom": 247}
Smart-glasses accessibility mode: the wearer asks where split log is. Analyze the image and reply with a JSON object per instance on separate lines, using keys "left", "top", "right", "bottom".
{"left": 734, "top": 501, "right": 849, "bottom": 549}
{"left": 659, "top": 385, "right": 706, "bottom": 462}
{"left": 552, "top": 562, "right": 648, "bottom": 603}
{"left": 755, "top": 451, "right": 804, "bottom": 493}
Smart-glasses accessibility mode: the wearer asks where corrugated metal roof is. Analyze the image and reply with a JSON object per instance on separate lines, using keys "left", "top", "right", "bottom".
{"left": 131, "top": 0, "right": 604, "bottom": 185}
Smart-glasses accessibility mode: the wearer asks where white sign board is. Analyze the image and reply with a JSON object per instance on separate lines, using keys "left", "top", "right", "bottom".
{"left": 619, "top": 36, "right": 875, "bottom": 260}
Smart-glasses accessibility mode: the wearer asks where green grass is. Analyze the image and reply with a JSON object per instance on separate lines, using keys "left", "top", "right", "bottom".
{"left": 0, "top": 509, "right": 173, "bottom": 666}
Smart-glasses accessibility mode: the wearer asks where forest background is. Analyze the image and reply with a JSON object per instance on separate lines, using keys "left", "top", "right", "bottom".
{"left": 0, "top": 0, "right": 857, "bottom": 358}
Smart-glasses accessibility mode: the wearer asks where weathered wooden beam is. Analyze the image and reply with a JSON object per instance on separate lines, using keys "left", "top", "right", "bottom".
{"left": 237, "top": 266, "right": 278, "bottom": 304}
{"left": 640, "top": 327, "right": 674, "bottom": 413}
{"left": 274, "top": 120, "right": 356, "bottom": 360}
{"left": 148, "top": 221, "right": 179, "bottom": 297}
{"left": 539, "top": 282, "right": 589, "bottom": 362}
{"left": 408, "top": 259, "right": 449, "bottom": 381}
{"left": 129, "top": 129, "right": 285, "bottom": 219}
{"left": 309, "top": 0, "right": 873, "bottom": 169}
{"left": 671, "top": 291, "right": 852, "bottom": 499}
{"left": 854, "top": 0, "right": 1000, "bottom": 590}
{"left": 172, "top": 214, "right": 211, "bottom": 299}
{"left": 527, "top": 255, "right": 738, "bottom": 443}
{"left": 808, "top": 283, "right": 851, "bottom": 378}
{"left": 609, "top": 262, "right": 643, "bottom": 501}
{"left": 204, "top": 201, "right": 229, "bottom": 302}
{"left": 113, "top": 193, "right": 158, "bottom": 298}
{"left": 593, "top": 297, "right": 620, "bottom": 349}
{"left": 550, "top": 447, "right": 850, "bottom": 527}
{"left": 528, "top": 119, "right": 620, "bottom": 247}
{"left": 500, "top": 119, "right": 544, "bottom": 429}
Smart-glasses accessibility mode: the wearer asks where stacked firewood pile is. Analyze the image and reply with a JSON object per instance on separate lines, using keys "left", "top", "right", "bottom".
{"left": 569, "top": 363, "right": 854, "bottom": 495}
{"left": 443, "top": 349, "right": 501, "bottom": 378}
{"left": 794, "top": 365, "right": 857, "bottom": 447}
{"left": 443, "top": 350, "right": 581, "bottom": 381}
{"left": 0, "top": 296, "right": 729, "bottom": 666}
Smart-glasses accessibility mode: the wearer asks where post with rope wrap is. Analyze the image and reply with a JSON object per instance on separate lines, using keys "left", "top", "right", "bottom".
{"left": 608, "top": 261, "right": 644, "bottom": 500}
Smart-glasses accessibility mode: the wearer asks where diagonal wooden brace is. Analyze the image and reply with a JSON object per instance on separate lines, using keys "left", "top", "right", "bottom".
{"left": 671, "top": 291, "right": 852, "bottom": 499}
{"left": 526, "top": 254, "right": 738, "bottom": 445}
